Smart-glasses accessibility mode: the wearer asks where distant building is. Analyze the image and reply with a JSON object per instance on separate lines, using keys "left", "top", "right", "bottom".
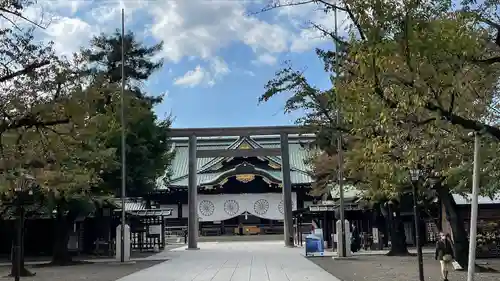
{"left": 150, "top": 134, "right": 317, "bottom": 236}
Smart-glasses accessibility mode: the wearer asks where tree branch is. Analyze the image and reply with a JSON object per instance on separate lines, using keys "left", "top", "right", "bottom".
{"left": 371, "top": 56, "right": 398, "bottom": 108}
{"left": 315, "top": 0, "right": 348, "bottom": 12}
{"left": 310, "top": 22, "right": 349, "bottom": 48}
{"left": 0, "top": 116, "right": 70, "bottom": 133}
{"left": 0, "top": 60, "right": 50, "bottom": 83}
{"left": 425, "top": 102, "right": 500, "bottom": 140}
{"left": 252, "top": 0, "right": 315, "bottom": 15}
{"left": 471, "top": 56, "right": 500, "bottom": 64}
{"left": 342, "top": 1, "right": 366, "bottom": 40}
{"left": 0, "top": 7, "right": 47, "bottom": 29}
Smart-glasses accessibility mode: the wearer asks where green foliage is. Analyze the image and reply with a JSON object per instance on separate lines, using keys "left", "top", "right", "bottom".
{"left": 261, "top": 64, "right": 341, "bottom": 156}
{"left": 82, "top": 30, "right": 164, "bottom": 105}
{"left": 260, "top": 0, "right": 500, "bottom": 201}
{"left": 0, "top": 26, "right": 117, "bottom": 204}
{"left": 82, "top": 30, "right": 173, "bottom": 196}
{"left": 97, "top": 90, "right": 174, "bottom": 196}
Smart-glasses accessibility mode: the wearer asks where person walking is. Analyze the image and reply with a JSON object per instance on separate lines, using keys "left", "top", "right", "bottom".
{"left": 435, "top": 232, "right": 455, "bottom": 281}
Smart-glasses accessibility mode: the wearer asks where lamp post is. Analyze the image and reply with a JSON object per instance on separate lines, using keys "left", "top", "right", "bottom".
{"left": 410, "top": 169, "right": 424, "bottom": 281}
{"left": 12, "top": 174, "right": 36, "bottom": 281}
{"left": 467, "top": 131, "right": 480, "bottom": 281}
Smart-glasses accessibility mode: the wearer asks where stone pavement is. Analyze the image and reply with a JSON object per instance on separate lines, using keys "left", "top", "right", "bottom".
{"left": 116, "top": 241, "right": 339, "bottom": 281}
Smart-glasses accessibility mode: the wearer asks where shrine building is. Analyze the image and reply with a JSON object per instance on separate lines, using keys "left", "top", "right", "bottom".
{"left": 149, "top": 134, "right": 317, "bottom": 236}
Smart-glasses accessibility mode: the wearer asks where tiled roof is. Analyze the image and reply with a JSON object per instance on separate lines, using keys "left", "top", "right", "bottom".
{"left": 157, "top": 134, "right": 316, "bottom": 190}
{"left": 110, "top": 198, "right": 147, "bottom": 211}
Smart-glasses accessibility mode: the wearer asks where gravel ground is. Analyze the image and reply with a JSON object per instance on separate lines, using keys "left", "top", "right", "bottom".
{"left": 310, "top": 254, "right": 500, "bottom": 281}
{"left": 0, "top": 260, "right": 163, "bottom": 281}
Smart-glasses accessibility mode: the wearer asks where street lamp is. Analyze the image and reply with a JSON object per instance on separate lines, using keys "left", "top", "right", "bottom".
{"left": 467, "top": 131, "right": 481, "bottom": 281}
{"left": 12, "top": 174, "right": 36, "bottom": 281}
{"left": 410, "top": 168, "right": 425, "bottom": 281}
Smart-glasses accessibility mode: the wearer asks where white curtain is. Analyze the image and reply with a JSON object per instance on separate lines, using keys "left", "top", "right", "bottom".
{"left": 197, "top": 192, "right": 297, "bottom": 222}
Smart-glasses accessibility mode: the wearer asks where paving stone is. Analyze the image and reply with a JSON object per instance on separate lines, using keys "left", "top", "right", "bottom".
{"left": 116, "top": 241, "right": 340, "bottom": 281}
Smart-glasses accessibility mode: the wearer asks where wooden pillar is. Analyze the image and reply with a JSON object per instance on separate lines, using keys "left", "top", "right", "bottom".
{"left": 177, "top": 201, "right": 182, "bottom": 219}
{"left": 187, "top": 135, "right": 199, "bottom": 250}
{"left": 161, "top": 216, "right": 166, "bottom": 249}
{"left": 280, "top": 132, "right": 294, "bottom": 247}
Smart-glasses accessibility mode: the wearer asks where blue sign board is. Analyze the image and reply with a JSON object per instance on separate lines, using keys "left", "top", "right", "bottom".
{"left": 305, "top": 229, "right": 324, "bottom": 256}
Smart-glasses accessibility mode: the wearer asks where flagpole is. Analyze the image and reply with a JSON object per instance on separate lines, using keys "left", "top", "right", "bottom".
{"left": 120, "top": 8, "right": 127, "bottom": 263}
{"left": 332, "top": 5, "right": 347, "bottom": 258}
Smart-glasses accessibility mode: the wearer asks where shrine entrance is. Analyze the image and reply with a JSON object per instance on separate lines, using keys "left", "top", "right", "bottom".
{"left": 169, "top": 126, "right": 310, "bottom": 249}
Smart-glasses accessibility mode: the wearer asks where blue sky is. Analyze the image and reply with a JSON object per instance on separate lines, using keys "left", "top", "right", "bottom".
{"left": 18, "top": 0, "right": 346, "bottom": 128}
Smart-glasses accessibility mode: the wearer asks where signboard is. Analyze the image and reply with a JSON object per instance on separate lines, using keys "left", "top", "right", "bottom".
{"left": 305, "top": 228, "right": 325, "bottom": 257}
{"left": 372, "top": 227, "right": 379, "bottom": 243}
{"left": 148, "top": 225, "right": 162, "bottom": 235}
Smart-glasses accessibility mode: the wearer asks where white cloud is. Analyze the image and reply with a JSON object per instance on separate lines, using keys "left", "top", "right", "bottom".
{"left": 173, "top": 66, "right": 206, "bottom": 88}
{"left": 2, "top": 0, "right": 347, "bottom": 88}
{"left": 253, "top": 53, "right": 277, "bottom": 66}
{"left": 210, "top": 57, "right": 230, "bottom": 78}
{"left": 44, "top": 16, "right": 97, "bottom": 56}
{"left": 147, "top": 1, "right": 290, "bottom": 63}
{"left": 173, "top": 57, "right": 231, "bottom": 88}
{"left": 44, "top": 0, "right": 89, "bottom": 15}
{"left": 244, "top": 70, "right": 256, "bottom": 77}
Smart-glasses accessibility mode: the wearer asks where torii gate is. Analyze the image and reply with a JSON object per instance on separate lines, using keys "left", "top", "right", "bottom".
{"left": 169, "top": 125, "right": 309, "bottom": 249}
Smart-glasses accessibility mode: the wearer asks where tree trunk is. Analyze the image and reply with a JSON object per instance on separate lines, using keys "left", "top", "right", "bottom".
{"left": 10, "top": 207, "right": 34, "bottom": 277}
{"left": 436, "top": 186, "right": 468, "bottom": 269}
{"left": 384, "top": 203, "right": 410, "bottom": 256}
{"left": 51, "top": 206, "right": 76, "bottom": 266}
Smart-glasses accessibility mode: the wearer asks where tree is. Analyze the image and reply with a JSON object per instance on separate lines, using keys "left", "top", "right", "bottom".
{"left": 259, "top": 0, "right": 500, "bottom": 263}
{"left": 81, "top": 31, "right": 173, "bottom": 197}
{"left": 263, "top": 0, "right": 500, "bottom": 137}
{"left": 260, "top": 64, "right": 413, "bottom": 255}
{"left": 1, "top": 2, "right": 118, "bottom": 266}
{"left": 0, "top": 56, "right": 117, "bottom": 266}
{"left": 82, "top": 30, "right": 164, "bottom": 105}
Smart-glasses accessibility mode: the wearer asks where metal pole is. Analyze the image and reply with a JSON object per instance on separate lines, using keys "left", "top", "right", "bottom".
{"left": 467, "top": 132, "right": 480, "bottom": 281}
{"left": 280, "top": 132, "right": 294, "bottom": 247}
{"left": 333, "top": 5, "right": 346, "bottom": 257}
{"left": 299, "top": 215, "right": 302, "bottom": 247}
{"left": 120, "top": 8, "right": 126, "bottom": 263}
{"left": 14, "top": 203, "right": 21, "bottom": 281}
{"left": 187, "top": 135, "right": 198, "bottom": 249}
{"left": 412, "top": 180, "right": 424, "bottom": 281}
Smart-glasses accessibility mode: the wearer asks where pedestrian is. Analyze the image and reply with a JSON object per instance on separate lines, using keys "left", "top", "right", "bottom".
{"left": 350, "top": 225, "right": 360, "bottom": 252}
{"left": 435, "top": 232, "right": 454, "bottom": 281}
{"left": 183, "top": 228, "right": 188, "bottom": 244}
